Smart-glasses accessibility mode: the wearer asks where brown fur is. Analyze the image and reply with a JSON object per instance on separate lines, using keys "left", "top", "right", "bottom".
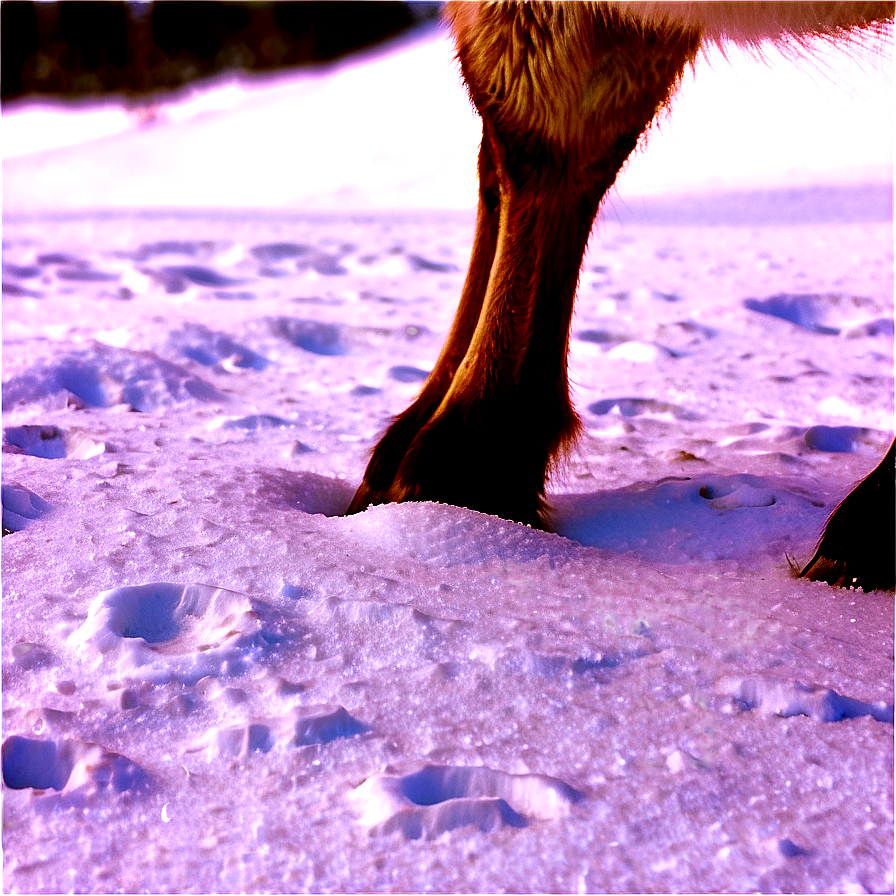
{"left": 347, "top": 1, "right": 894, "bottom": 590}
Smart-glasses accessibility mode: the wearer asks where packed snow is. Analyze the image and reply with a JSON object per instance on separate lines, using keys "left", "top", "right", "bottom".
{"left": 2, "top": 23, "right": 894, "bottom": 895}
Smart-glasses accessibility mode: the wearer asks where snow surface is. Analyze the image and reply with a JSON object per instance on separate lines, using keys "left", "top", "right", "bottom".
{"left": 2, "top": 24, "right": 894, "bottom": 896}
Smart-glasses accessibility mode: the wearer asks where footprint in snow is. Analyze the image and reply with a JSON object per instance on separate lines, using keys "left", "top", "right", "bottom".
{"left": 351, "top": 764, "right": 582, "bottom": 839}
{"left": 744, "top": 293, "right": 892, "bottom": 337}
{"left": 166, "top": 322, "right": 269, "bottom": 371}
{"left": 2, "top": 735, "right": 149, "bottom": 798}
{"left": 552, "top": 472, "right": 806, "bottom": 560}
{"left": 2, "top": 281, "right": 44, "bottom": 298}
{"left": 1, "top": 344, "right": 222, "bottom": 412}
{"left": 2, "top": 483, "right": 53, "bottom": 533}
{"left": 155, "top": 264, "right": 248, "bottom": 292}
{"left": 3, "top": 424, "right": 104, "bottom": 460}
{"left": 67, "top": 582, "right": 273, "bottom": 685}
{"left": 266, "top": 317, "right": 346, "bottom": 356}
{"left": 719, "top": 678, "right": 893, "bottom": 723}
{"left": 406, "top": 253, "right": 459, "bottom": 273}
{"left": 189, "top": 706, "right": 368, "bottom": 760}
{"left": 802, "top": 424, "right": 880, "bottom": 453}
{"left": 388, "top": 365, "right": 430, "bottom": 383}
{"left": 130, "top": 239, "right": 218, "bottom": 261}
{"left": 587, "top": 396, "right": 699, "bottom": 421}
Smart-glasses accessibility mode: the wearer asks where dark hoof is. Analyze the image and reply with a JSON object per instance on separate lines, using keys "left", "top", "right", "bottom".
{"left": 347, "top": 405, "right": 553, "bottom": 530}
{"left": 800, "top": 441, "right": 895, "bottom": 592}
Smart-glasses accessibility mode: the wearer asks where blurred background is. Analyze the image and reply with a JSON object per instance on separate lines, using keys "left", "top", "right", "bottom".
{"left": 1, "top": 1, "right": 891, "bottom": 213}
{"left": 1, "top": 1, "right": 439, "bottom": 101}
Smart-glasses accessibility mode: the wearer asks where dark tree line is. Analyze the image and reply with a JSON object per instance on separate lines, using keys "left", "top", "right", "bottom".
{"left": 2, "top": 1, "right": 440, "bottom": 102}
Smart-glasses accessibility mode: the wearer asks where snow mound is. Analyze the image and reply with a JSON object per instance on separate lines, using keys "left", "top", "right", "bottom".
{"left": 606, "top": 340, "right": 675, "bottom": 363}
{"left": 342, "top": 502, "right": 580, "bottom": 567}
{"left": 352, "top": 764, "right": 582, "bottom": 839}
{"left": 253, "top": 468, "right": 354, "bottom": 516}
{"left": 67, "top": 582, "right": 270, "bottom": 683}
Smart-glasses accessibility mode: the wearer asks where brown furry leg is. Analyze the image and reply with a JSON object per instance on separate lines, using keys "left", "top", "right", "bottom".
{"left": 349, "top": 3, "right": 700, "bottom": 526}
{"left": 381, "top": 136, "right": 600, "bottom": 527}
{"left": 800, "top": 441, "right": 895, "bottom": 591}
{"left": 347, "top": 138, "right": 500, "bottom": 514}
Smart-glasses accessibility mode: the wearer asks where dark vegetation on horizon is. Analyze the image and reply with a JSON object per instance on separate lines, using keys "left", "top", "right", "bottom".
{"left": 1, "top": 1, "right": 441, "bottom": 103}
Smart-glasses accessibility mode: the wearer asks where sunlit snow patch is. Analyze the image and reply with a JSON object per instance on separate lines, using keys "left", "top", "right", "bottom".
{"left": 606, "top": 341, "right": 674, "bottom": 363}
{"left": 352, "top": 764, "right": 582, "bottom": 839}
{"left": 68, "top": 582, "right": 269, "bottom": 683}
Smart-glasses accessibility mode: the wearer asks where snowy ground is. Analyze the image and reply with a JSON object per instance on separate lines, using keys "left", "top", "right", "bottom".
{"left": 2, "top": 25, "right": 894, "bottom": 896}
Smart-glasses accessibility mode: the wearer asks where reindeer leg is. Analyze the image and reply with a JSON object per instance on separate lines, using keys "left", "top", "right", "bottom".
{"left": 347, "top": 137, "right": 500, "bottom": 514}
{"left": 800, "top": 441, "right": 895, "bottom": 591}
{"left": 349, "top": 4, "right": 700, "bottom": 528}
{"left": 382, "top": 128, "right": 602, "bottom": 526}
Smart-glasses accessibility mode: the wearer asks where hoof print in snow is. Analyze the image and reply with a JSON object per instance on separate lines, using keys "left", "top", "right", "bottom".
{"left": 255, "top": 469, "right": 354, "bottom": 517}
{"left": 67, "top": 582, "right": 269, "bottom": 684}
{"left": 743, "top": 293, "right": 882, "bottom": 335}
{"left": 778, "top": 838, "right": 811, "bottom": 858}
{"left": 3, "top": 425, "right": 104, "bottom": 460}
{"left": 195, "top": 722, "right": 276, "bottom": 759}
{"left": 697, "top": 479, "right": 776, "bottom": 509}
{"left": 2, "top": 735, "right": 149, "bottom": 797}
{"left": 720, "top": 678, "right": 894, "bottom": 723}
{"left": 154, "top": 264, "right": 248, "bottom": 293}
{"left": 587, "top": 396, "right": 697, "bottom": 421}
{"left": 167, "top": 323, "right": 269, "bottom": 371}
{"left": 268, "top": 317, "right": 346, "bottom": 356}
{"left": 292, "top": 705, "right": 368, "bottom": 746}
{"left": 189, "top": 706, "right": 365, "bottom": 758}
{"left": 406, "top": 253, "right": 458, "bottom": 273}
{"left": 388, "top": 365, "right": 430, "bottom": 384}
{"left": 802, "top": 424, "right": 874, "bottom": 453}
{"left": 2, "top": 346, "right": 222, "bottom": 412}
{"left": 2, "top": 483, "right": 52, "bottom": 533}
{"left": 352, "top": 764, "right": 582, "bottom": 840}
{"left": 211, "top": 414, "right": 297, "bottom": 433}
